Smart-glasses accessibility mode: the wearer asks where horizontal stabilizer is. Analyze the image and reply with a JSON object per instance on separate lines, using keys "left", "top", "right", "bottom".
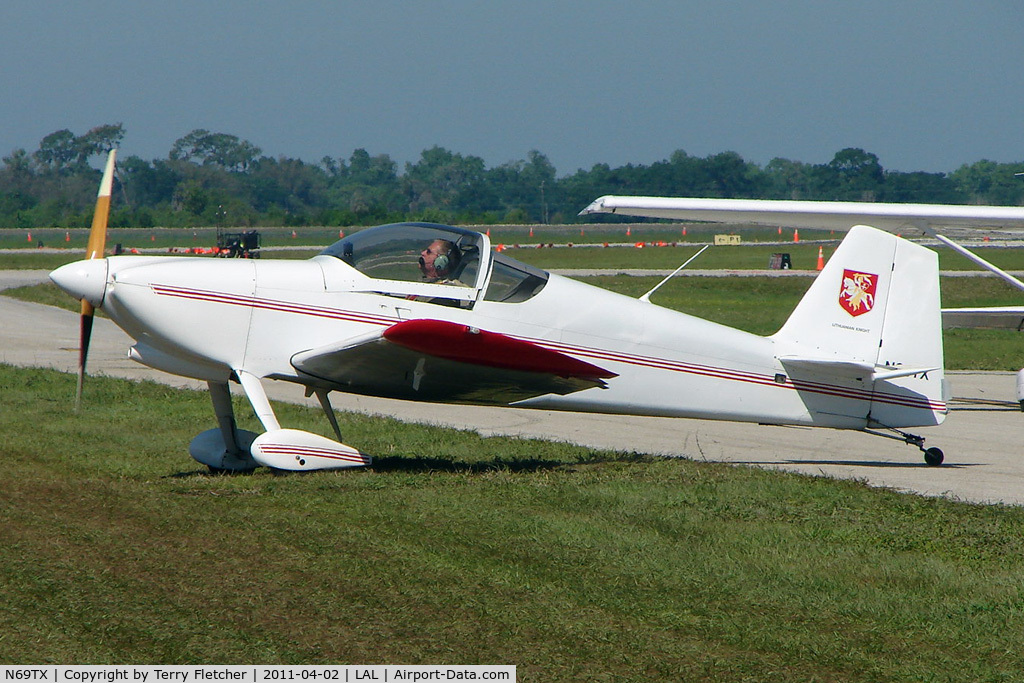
{"left": 779, "top": 356, "right": 939, "bottom": 382}
{"left": 871, "top": 366, "right": 941, "bottom": 382}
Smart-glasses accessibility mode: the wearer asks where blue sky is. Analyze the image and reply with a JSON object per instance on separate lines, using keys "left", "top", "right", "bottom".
{"left": 2, "top": 1, "right": 1022, "bottom": 175}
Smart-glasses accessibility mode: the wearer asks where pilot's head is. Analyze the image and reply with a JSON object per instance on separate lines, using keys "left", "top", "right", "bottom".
{"left": 419, "top": 239, "right": 460, "bottom": 281}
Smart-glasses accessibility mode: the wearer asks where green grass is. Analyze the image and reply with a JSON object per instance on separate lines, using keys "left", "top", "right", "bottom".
{"left": 513, "top": 243, "right": 824, "bottom": 270}
{"left": 0, "top": 226, "right": 356, "bottom": 251}
{"left": 3, "top": 281, "right": 85, "bottom": 310}
{"left": 0, "top": 252, "right": 82, "bottom": 270}
{"left": 3, "top": 363, "right": 1024, "bottom": 678}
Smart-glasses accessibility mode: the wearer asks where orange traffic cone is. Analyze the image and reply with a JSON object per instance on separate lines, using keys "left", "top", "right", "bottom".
{"left": 65, "top": 231, "right": 71, "bottom": 242}
{"left": 816, "top": 246, "right": 824, "bottom": 271}
{"left": 27, "top": 232, "right": 32, "bottom": 242}
{"left": 793, "top": 229, "right": 799, "bottom": 243}
{"left": 529, "top": 226, "right": 534, "bottom": 238}
{"left": 626, "top": 227, "right": 631, "bottom": 237}
{"left": 682, "top": 227, "right": 687, "bottom": 236}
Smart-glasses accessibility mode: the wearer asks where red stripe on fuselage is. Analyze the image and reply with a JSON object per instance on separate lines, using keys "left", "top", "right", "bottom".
{"left": 152, "top": 284, "right": 394, "bottom": 327}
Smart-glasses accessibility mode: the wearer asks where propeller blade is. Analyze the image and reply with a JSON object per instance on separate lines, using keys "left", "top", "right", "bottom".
{"left": 76, "top": 301, "right": 95, "bottom": 409}
{"left": 76, "top": 149, "right": 116, "bottom": 409}
{"left": 87, "top": 150, "right": 116, "bottom": 259}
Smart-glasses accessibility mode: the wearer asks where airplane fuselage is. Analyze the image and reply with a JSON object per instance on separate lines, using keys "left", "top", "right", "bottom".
{"left": 92, "top": 251, "right": 938, "bottom": 431}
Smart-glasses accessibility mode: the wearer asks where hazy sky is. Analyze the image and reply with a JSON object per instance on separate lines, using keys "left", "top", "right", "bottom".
{"left": 2, "top": 1, "right": 1022, "bottom": 176}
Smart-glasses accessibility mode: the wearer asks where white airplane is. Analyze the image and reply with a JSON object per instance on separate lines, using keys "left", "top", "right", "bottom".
{"left": 581, "top": 194, "right": 1024, "bottom": 405}
{"left": 50, "top": 152, "right": 949, "bottom": 472}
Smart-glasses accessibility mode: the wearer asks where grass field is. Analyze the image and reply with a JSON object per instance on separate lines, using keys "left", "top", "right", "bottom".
{"left": 3, "top": 364, "right": 1024, "bottom": 678}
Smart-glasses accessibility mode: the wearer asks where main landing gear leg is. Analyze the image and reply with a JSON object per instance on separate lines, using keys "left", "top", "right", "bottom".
{"left": 863, "top": 426, "right": 944, "bottom": 466}
{"left": 308, "top": 386, "right": 345, "bottom": 443}
{"left": 210, "top": 380, "right": 242, "bottom": 455}
{"left": 187, "top": 380, "right": 259, "bottom": 473}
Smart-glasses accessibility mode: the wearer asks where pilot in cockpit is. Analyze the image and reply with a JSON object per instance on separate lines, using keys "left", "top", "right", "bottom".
{"left": 418, "top": 238, "right": 465, "bottom": 285}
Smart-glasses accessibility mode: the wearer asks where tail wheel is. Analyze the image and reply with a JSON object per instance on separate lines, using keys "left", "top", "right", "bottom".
{"left": 923, "top": 447, "right": 944, "bottom": 467}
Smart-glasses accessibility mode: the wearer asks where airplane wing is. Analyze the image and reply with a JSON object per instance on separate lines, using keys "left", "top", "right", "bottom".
{"left": 582, "top": 194, "right": 1024, "bottom": 335}
{"left": 579, "top": 195, "right": 1024, "bottom": 233}
{"left": 291, "top": 319, "right": 617, "bottom": 405}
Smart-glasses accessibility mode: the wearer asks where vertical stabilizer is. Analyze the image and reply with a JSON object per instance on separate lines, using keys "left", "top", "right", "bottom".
{"left": 771, "top": 225, "right": 946, "bottom": 427}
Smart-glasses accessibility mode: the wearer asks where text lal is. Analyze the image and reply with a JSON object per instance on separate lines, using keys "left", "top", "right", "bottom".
{"left": 356, "top": 672, "right": 488, "bottom": 681}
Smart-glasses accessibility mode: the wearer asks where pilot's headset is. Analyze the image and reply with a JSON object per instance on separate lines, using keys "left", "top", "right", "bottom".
{"left": 434, "top": 243, "right": 461, "bottom": 276}
{"left": 434, "top": 252, "right": 450, "bottom": 273}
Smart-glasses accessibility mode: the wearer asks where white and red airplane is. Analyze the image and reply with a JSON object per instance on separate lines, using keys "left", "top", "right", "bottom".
{"left": 51, "top": 152, "right": 948, "bottom": 472}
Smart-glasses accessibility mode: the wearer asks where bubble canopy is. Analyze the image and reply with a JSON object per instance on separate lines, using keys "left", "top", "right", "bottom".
{"left": 321, "top": 222, "right": 486, "bottom": 287}
{"left": 321, "top": 222, "right": 548, "bottom": 304}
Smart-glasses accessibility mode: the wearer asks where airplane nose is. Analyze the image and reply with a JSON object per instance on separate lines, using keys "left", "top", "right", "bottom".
{"left": 50, "top": 259, "right": 109, "bottom": 307}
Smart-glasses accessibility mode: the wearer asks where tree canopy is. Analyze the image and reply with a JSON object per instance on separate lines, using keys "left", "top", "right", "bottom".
{"left": 1, "top": 124, "right": 1022, "bottom": 229}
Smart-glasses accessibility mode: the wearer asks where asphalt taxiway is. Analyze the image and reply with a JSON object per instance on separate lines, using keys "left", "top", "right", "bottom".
{"left": 3, "top": 269, "right": 1024, "bottom": 506}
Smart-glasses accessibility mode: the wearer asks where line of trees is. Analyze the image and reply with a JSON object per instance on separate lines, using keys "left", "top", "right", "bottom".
{"left": 2, "top": 123, "right": 1023, "bottom": 229}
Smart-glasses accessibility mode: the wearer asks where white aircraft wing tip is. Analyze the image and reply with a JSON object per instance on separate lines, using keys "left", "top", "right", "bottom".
{"left": 578, "top": 195, "right": 612, "bottom": 215}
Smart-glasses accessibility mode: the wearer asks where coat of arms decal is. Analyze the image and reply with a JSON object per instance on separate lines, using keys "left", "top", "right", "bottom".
{"left": 839, "top": 269, "right": 878, "bottom": 317}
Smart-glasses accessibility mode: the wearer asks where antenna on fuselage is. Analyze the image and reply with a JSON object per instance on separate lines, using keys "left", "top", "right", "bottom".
{"left": 638, "top": 244, "right": 709, "bottom": 303}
